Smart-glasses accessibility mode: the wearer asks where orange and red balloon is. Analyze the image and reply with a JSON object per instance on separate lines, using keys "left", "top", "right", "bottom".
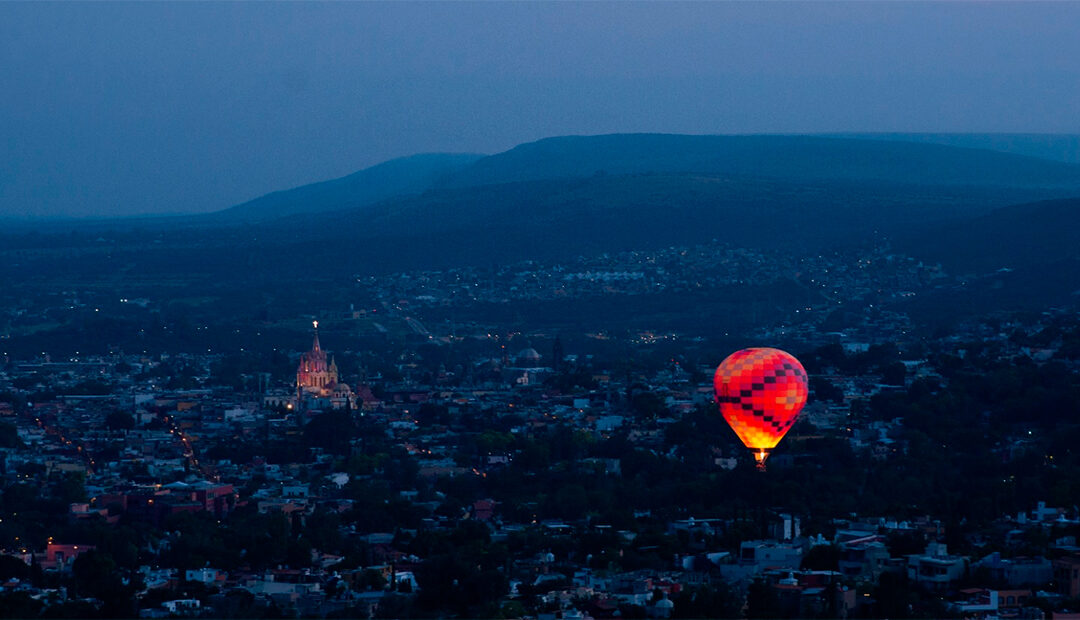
{"left": 714, "top": 348, "right": 808, "bottom": 469}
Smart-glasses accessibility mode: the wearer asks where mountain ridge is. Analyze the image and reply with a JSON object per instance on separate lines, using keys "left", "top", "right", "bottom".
{"left": 210, "top": 152, "right": 484, "bottom": 222}
{"left": 160, "top": 134, "right": 1080, "bottom": 227}
{"left": 897, "top": 196, "right": 1080, "bottom": 273}
{"left": 435, "top": 133, "right": 1080, "bottom": 191}
{"left": 826, "top": 133, "right": 1080, "bottom": 165}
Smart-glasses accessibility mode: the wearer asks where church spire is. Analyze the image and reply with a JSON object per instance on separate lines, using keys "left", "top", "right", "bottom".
{"left": 312, "top": 320, "right": 321, "bottom": 352}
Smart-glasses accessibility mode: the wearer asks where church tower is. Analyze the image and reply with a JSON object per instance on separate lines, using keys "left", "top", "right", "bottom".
{"left": 295, "top": 320, "right": 352, "bottom": 409}
{"left": 297, "top": 321, "right": 333, "bottom": 392}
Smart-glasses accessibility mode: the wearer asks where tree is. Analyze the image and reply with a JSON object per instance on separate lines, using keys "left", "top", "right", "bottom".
{"left": 416, "top": 553, "right": 508, "bottom": 615}
{"left": 0, "top": 555, "right": 29, "bottom": 581}
{"left": 872, "top": 572, "right": 915, "bottom": 618}
{"left": 54, "top": 472, "right": 88, "bottom": 504}
{"left": 0, "top": 423, "right": 22, "bottom": 449}
{"left": 373, "top": 593, "right": 415, "bottom": 619}
{"left": 0, "top": 592, "right": 42, "bottom": 619}
{"left": 672, "top": 584, "right": 742, "bottom": 619}
{"left": 630, "top": 391, "right": 666, "bottom": 420}
{"left": 549, "top": 484, "right": 589, "bottom": 520}
{"left": 801, "top": 544, "right": 840, "bottom": 571}
{"left": 745, "top": 578, "right": 781, "bottom": 619}
{"left": 304, "top": 410, "right": 358, "bottom": 456}
{"left": 881, "top": 362, "right": 907, "bottom": 387}
{"left": 71, "top": 549, "right": 123, "bottom": 600}
{"left": 359, "top": 568, "right": 387, "bottom": 591}
{"left": 809, "top": 377, "right": 845, "bottom": 404}
{"left": 105, "top": 410, "right": 135, "bottom": 431}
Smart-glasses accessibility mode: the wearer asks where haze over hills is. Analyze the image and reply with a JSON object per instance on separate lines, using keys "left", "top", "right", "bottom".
{"left": 892, "top": 197, "right": 1080, "bottom": 321}
{"left": 211, "top": 152, "right": 483, "bottom": 223}
{"left": 5, "top": 133, "right": 1080, "bottom": 307}
{"left": 828, "top": 133, "right": 1080, "bottom": 165}
{"left": 897, "top": 197, "right": 1080, "bottom": 273}
{"left": 14, "top": 132, "right": 1069, "bottom": 236}
{"left": 2, "top": 132, "right": 1080, "bottom": 355}
{"left": 181, "top": 133, "right": 1080, "bottom": 226}
{"left": 268, "top": 174, "right": 1068, "bottom": 274}
{"left": 207, "top": 133, "right": 1080, "bottom": 274}
{"left": 0, "top": 151, "right": 482, "bottom": 233}
{"left": 433, "top": 134, "right": 1080, "bottom": 191}
{"left": 231, "top": 134, "right": 1080, "bottom": 282}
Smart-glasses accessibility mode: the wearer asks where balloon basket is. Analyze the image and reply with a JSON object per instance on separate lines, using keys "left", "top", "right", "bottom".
{"left": 753, "top": 450, "right": 770, "bottom": 472}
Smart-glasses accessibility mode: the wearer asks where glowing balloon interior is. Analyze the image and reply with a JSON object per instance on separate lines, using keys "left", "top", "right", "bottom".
{"left": 714, "top": 348, "right": 808, "bottom": 470}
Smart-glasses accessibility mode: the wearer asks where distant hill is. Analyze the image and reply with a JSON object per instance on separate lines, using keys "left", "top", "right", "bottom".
{"left": 436, "top": 134, "right": 1080, "bottom": 190}
{"left": 9, "top": 133, "right": 1080, "bottom": 291}
{"left": 207, "top": 134, "right": 1080, "bottom": 278}
{"left": 895, "top": 198, "right": 1080, "bottom": 319}
{"left": 211, "top": 152, "right": 483, "bottom": 222}
{"left": 252, "top": 174, "right": 1071, "bottom": 278}
{"left": 828, "top": 133, "right": 1080, "bottom": 165}
{"left": 6, "top": 134, "right": 1080, "bottom": 339}
{"left": 207, "top": 134, "right": 1080, "bottom": 228}
{"left": 898, "top": 197, "right": 1080, "bottom": 274}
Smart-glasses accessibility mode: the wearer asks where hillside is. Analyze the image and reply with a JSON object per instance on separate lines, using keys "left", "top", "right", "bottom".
{"left": 828, "top": 133, "right": 1080, "bottom": 165}
{"left": 898, "top": 197, "right": 1080, "bottom": 274}
{"left": 211, "top": 152, "right": 483, "bottom": 222}
{"left": 7, "top": 174, "right": 1073, "bottom": 287}
{"left": 199, "top": 134, "right": 1080, "bottom": 229}
{"left": 250, "top": 174, "right": 1070, "bottom": 278}
{"left": 6, "top": 134, "right": 1080, "bottom": 304}
{"left": 436, "top": 134, "right": 1080, "bottom": 190}
{"left": 4, "top": 137, "right": 1080, "bottom": 345}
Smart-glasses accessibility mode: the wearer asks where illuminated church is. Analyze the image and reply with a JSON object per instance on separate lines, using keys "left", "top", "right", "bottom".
{"left": 296, "top": 321, "right": 354, "bottom": 410}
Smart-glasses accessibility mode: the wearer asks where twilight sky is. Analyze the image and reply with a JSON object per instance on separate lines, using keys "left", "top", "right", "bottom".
{"left": 3, "top": 2, "right": 1080, "bottom": 218}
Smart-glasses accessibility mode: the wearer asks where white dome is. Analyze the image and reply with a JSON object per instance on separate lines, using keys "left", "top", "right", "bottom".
{"left": 516, "top": 348, "right": 542, "bottom": 363}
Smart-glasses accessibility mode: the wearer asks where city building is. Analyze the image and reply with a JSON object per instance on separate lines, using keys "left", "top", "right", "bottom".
{"left": 906, "top": 542, "right": 968, "bottom": 591}
{"left": 296, "top": 321, "right": 353, "bottom": 409}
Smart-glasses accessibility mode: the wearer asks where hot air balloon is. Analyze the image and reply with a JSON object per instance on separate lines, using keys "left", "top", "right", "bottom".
{"left": 714, "top": 348, "right": 808, "bottom": 470}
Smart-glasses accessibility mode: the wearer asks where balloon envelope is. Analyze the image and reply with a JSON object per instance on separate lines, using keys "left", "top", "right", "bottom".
{"left": 714, "top": 348, "right": 808, "bottom": 466}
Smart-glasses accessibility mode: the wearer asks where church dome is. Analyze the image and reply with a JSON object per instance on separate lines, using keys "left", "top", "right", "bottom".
{"left": 516, "top": 348, "right": 542, "bottom": 363}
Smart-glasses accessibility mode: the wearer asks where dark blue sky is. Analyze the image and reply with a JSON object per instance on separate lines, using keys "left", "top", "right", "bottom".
{"left": 3, "top": 2, "right": 1079, "bottom": 218}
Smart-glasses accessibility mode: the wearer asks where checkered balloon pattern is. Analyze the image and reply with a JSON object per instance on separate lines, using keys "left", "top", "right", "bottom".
{"left": 714, "top": 348, "right": 808, "bottom": 451}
